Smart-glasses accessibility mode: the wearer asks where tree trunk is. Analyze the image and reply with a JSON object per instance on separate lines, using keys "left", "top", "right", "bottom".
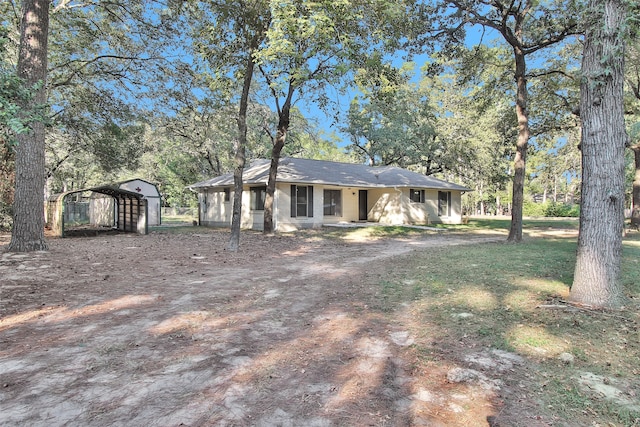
{"left": 631, "top": 145, "right": 640, "bottom": 229}
{"left": 227, "top": 48, "right": 256, "bottom": 252}
{"left": 507, "top": 49, "right": 529, "bottom": 243}
{"left": 9, "top": 0, "right": 49, "bottom": 252}
{"left": 570, "top": 0, "right": 627, "bottom": 309}
{"left": 263, "top": 108, "right": 289, "bottom": 234}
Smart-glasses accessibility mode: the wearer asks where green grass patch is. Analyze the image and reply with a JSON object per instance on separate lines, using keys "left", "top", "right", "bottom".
{"left": 149, "top": 225, "right": 200, "bottom": 234}
{"left": 161, "top": 213, "right": 196, "bottom": 224}
{"left": 358, "top": 225, "right": 640, "bottom": 426}
{"left": 431, "top": 217, "right": 511, "bottom": 231}
{"left": 319, "top": 225, "right": 434, "bottom": 240}
{"left": 150, "top": 213, "right": 198, "bottom": 233}
{"left": 433, "top": 217, "right": 579, "bottom": 232}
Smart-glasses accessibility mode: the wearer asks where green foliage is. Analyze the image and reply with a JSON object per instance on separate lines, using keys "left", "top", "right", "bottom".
{"left": 1, "top": 24, "right": 49, "bottom": 147}
{"left": 544, "top": 202, "right": 580, "bottom": 217}
{"left": 2, "top": 0, "right": 588, "bottom": 224}
{"left": 523, "top": 199, "right": 580, "bottom": 217}
{"left": 35, "top": 0, "right": 188, "bottom": 193}
{"left": 0, "top": 73, "right": 31, "bottom": 138}
{"left": 425, "top": 63, "right": 515, "bottom": 207}
{"left": 92, "top": 121, "right": 145, "bottom": 173}
{"left": 344, "top": 70, "right": 441, "bottom": 168}
{"left": 0, "top": 142, "right": 13, "bottom": 231}
{"left": 441, "top": 39, "right": 582, "bottom": 215}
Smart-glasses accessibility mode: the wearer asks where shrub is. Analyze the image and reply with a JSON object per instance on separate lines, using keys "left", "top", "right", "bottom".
{"left": 0, "top": 201, "right": 12, "bottom": 231}
{"left": 545, "top": 202, "right": 580, "bottom": 217}
{"left": 523, "top": 199, "right": 546, "bottom": 217}
{"left": 523, "top": 200, "right": 580, "bottom": 217}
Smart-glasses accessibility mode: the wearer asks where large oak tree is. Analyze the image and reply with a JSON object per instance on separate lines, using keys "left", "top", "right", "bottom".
{"left": 569, "top": 0, "right": 630, "bottom": 309}
{"left": 426, "top": 0, "right": 581, "bottom": 242}
{"left": 9, "top": 0, "right": 49, "bottom": 252}
{"left": 255, "top": 0, "right": 409, "bottom": 234}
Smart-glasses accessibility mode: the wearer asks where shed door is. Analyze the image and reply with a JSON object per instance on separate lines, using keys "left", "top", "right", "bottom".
{"left": 358, "top": 190, "right": 368, "bottom": 221}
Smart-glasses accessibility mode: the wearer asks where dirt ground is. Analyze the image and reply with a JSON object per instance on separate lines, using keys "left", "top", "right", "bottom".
{"left": 1, "top": 226, "right": 548, "bottom": 427}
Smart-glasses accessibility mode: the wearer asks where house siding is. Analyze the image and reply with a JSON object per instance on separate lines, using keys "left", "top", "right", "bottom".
{"left": 199, "top": 189, "right": 231, "bottom": 227}
{"left": 367, "top": 188, "right": 388, "bottom": 221}
{"left": 275, "top": 183, "right": 323, "bottom": 231}
{"left": 425, "top": 189, "right": 462, "bottom": 224}
{"left": 197, "top": 185, "right": 465, "bottom": 230}
{"left": 321, "top": 187, "right": 359, "bottom": 224}
{"left": 368, "top": 188, "right": 430, "bottom": 225}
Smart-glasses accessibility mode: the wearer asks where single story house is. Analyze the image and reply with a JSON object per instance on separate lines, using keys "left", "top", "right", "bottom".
{"left": 188, "top": 157, "right": 470, "bottom": 232}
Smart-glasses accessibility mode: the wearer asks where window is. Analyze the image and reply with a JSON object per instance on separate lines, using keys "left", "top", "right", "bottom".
{"left": 290, "top": 185, "right": 313, "bottom": 217}
{"left": 410, "top": 188, "right": 425, "bottom": 203}
{"left": 438, "top": 191, "right": 451, "bottom": 216}
{"left": 250, "top": 186, "right": 266, "bottom": 211}
{"left": 224, "top": 188, "right": 230, "bottom": 202}
{"left": 323, "top": 189, "right": 342, "bottom": 216}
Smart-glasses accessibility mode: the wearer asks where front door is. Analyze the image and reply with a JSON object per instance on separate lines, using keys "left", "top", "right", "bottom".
{"left": 358, "top": 190, "right": 368, "bottom": 221}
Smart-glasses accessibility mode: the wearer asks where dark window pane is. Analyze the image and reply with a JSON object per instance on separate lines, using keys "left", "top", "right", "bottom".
{"left": 438, "top": 191, "right": 450, "bottom": 216}
{"left": 251, "top": 186, "right": 266, "bottom": 210}
{"left": 296, "top": 186, "right": 308, "bottom": 217}
{"left": 410, "top": 188, "right": 424, "bottom": 203}
{"left": 323, "top": 189, "right": 342, "bottom": 216}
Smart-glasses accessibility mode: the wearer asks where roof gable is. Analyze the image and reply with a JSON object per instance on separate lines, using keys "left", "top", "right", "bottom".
{"left": 118, "top": 179, "right": 161, "bottom": 197}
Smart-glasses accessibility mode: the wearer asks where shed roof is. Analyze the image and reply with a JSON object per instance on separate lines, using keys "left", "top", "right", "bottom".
{"left": 88, "top": 185, "right": 146, "bottom": 199}
{"left": 116, "top": 178, "right": 161, "bottom": 197}
{"left": 189, "top": 158, "right": 470, "bottom": 191}
{"left": 49, "top": 185, "right": 145, "bottom": 201}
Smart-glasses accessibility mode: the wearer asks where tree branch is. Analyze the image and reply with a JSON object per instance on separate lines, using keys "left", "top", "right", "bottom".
{"left": 527, "top": 69, "right": 575, "bottom": 80}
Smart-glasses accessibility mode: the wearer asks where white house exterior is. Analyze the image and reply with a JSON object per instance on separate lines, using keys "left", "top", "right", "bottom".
{"left": 188, "top": 158, "right": 470, "bottom": 232}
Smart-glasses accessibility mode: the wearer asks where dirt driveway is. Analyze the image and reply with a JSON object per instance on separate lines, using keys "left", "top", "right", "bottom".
{"left": 1, "top": 227, "right": 516, "bottom": 426}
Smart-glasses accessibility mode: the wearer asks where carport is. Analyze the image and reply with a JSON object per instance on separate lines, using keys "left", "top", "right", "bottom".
{"left": 46, "top": 185, "right": 148, "bottom": 237}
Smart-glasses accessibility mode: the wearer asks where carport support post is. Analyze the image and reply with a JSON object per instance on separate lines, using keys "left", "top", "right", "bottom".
{"left": 129, "top": 196, "right": 134, "bottom": 232}
{"left": 137, "top": 199, "right": 148, "bottom": 235}
{"left": 60, "top": 196, "right": 65, "bottom": 237}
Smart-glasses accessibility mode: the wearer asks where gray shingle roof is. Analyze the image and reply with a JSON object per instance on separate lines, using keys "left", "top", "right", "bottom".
{"left": 188, "top": 158, "right": 470, "bottom": 191}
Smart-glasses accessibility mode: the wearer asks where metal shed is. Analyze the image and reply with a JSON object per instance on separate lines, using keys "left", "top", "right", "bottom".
{"left": 46, "top": 185, "right": 148, "bottom": 237}
{"left": 116, "top": 179, "right": 162, "bottom": 226}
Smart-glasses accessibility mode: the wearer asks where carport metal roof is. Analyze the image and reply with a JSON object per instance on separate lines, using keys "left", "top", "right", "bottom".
{"left": 46, "top": 185, "right": 148, "bottom": 237}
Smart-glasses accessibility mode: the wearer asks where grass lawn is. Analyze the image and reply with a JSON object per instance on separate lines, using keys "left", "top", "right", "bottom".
{"left": 433, "top": 216, "right": 580, "bottom": 231}
{"left": 160, "top": 213, "right": 197, "bottom": 225}
{"left": 150, "top": 212, "right": 198, "bottom": 232}
{"left": 363, "top": 218, "right": 640, "bottom": 426}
